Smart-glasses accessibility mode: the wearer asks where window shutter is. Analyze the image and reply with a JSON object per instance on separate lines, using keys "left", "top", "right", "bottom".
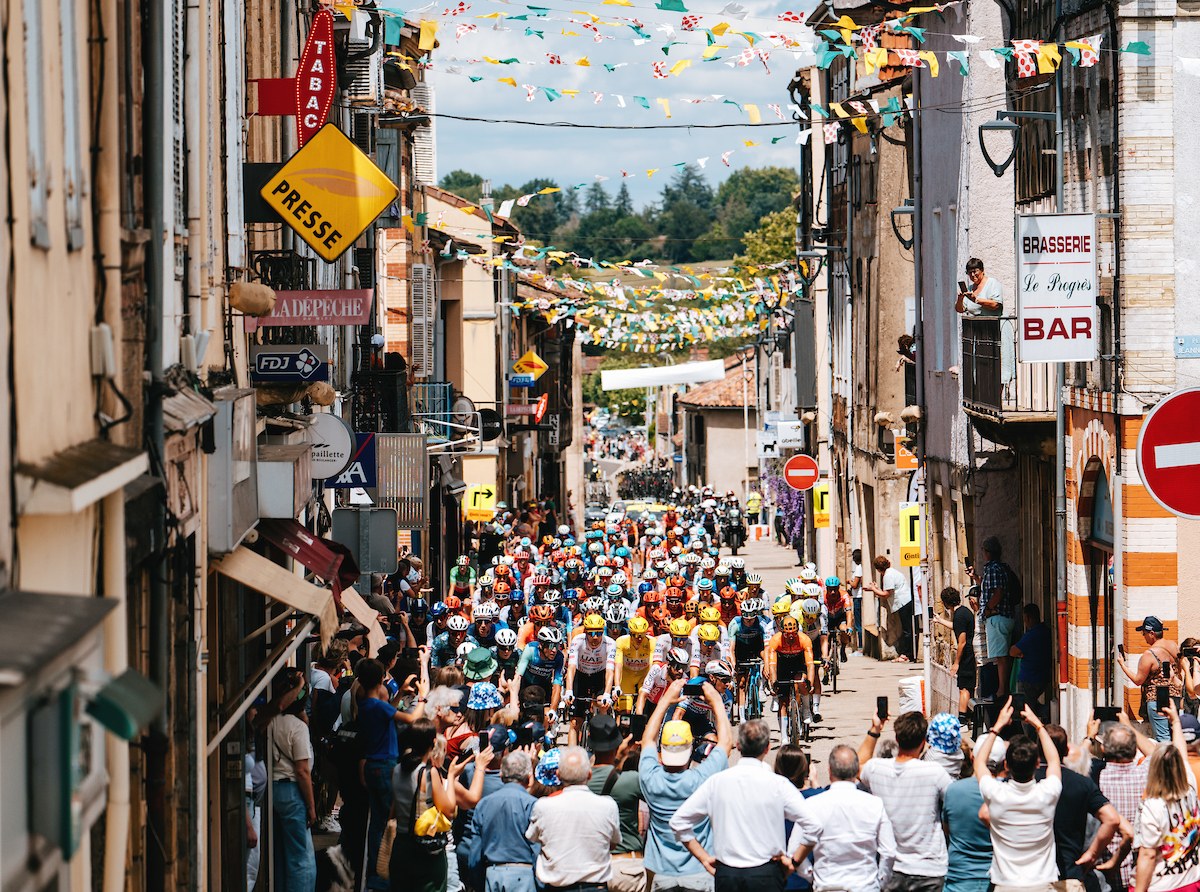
{"left": 344, "top": 39, "right": 382, "bottom": 106}
{"left": 410, "top": 263, "right": 435, "bottom": 379}
{"left": 410, "top": 84, "right": 437, "bottom": 186}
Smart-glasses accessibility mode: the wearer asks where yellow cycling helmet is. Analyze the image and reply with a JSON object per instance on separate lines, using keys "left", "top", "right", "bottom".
{"left": 771, "top": 596, "right": 793, "bottom": 617}
{"left": 583, "top": 613, "right": 606, "bottom": 632}
{"left": 698, "top": 606, "right": 721, "bottom": 624}
{"left": 669, "top": 617, "right": 691, "bottom": 638}
{"left": 697, "top": 623, "right": 721, "bottom": 643}
{"left": 627, "top": 615, "right": 650, "bottom": 636}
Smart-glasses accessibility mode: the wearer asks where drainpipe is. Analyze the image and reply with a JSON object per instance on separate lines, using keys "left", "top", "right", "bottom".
{"left": 1053, "top": 0, "right": 1068, "bottom": 689}
{"left": 912, "top": 71, "right": 930, "bottom": 700}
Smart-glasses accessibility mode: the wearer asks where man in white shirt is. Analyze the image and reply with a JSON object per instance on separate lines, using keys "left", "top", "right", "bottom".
{"left": 670, "top": 719, "right": 815, "bottom": 892}
{"left": 788, "top": 745, "right": 896, "bottom": 892}
{"left": 857, "top": 711, "right": 952, "bottom": 892}
{"left": 849, "top": 549, "right": 863, "bottom": 651}
{"left": 865, "top": 555, "right": 913, "bottom": 661}
{"left": 973, "top": 698, "right": 1062, "bottom": 891}
{"left": 526, "top": 745, "right": 622, "bottom": 891}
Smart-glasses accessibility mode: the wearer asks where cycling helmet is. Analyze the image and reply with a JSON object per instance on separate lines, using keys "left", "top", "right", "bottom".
{"left": 669, "top": 575, "right": 686, "bottom": 589}
{"left": 456, "top": 555, "right": 470, "bottom": 568}
{"left": 746, "top": 573, "right": 762, "bottom": 586}
{"left": 727, "top": 557, "right": 744, "bottom": 569}
{"left": 530, "top": 604, "right": 555, "bottom": 623}
{"left": 411, "top": 598, "right": 429, "bottom": 616}
{"left": 588, "top": 542, "right": 603, "bottom": 554}
{"left": 669, "top": 618, "right": 691, "bottom": 638}
{"left": 537, "top": 626, "right": 564, "bottom": 646}
{"left": 800, "top": 598, "right": 822, "bottom": 618}
{"left": 699, "top": 557, "right": 716, "bottom": 570}
{"left": 615, "top": 546, "right": 630, "bottom": 559}
{"left": 604, "top": 603, "right": 627, "bottom": 625}
{"left": 597, "top": 566, "right": 615, "bottom": 579}
{"left": 684, "top": 601, "right": 699, "bottom": 618}
{"left": 697, "top": 623, "right": 721, "bottom": 643}
{"left": 473, "top": 601, "right": 500, "bottom": 621}
{"left": 699, "top": 606, "right": 721, "bottom": 624}
{"left": 430, "top": 602, "right": 449, "bottom": 618}
{"left": 784, "top": 577, "right": 802, "bottom": 595}
{"left": 542, "top": 590, "right": 562, "bottom": 605}
{"left": 771, "top": 597, "right": 792, "bottom": 617}
{"left": 611, "top": 571, "right": 628, "bottom": 586}
{"left": 643, "top": 569, "right": 659, "bottom": 580}
{"left": 583, "top": 613, "right": 606, "bottom": 632}
{"left": 641, "top": 589, "right": 662, "bottom": 605}
{"left": 562, "top": 588, "right": 580, "bottom": 601}
{"left": 490, "top": 580, "right": 511, "bottom": 599}
{"left": 803, "top": 583, "right": 823, "bottom": 600}
{"left": 705, "top": 659, "right": 733, "bottom": 679}
{"left": 447, "top": 615, "right": 469, "bottom": 632}
{"left": 508, "top": 587, "right": 524, "bottom": 602}
{"left": 714, "top": 565, "right": 731, "bottom": 577}
{"left": 719, "top": 585, "right": 740, "bottom": 601}
{"left": 780, "top": 616, "right": 800, "bottom": 635}
{"left": 495, "top": 564, "right": 512, "bottom": 577}
{"left": 627, "top": 616, "right": 651, "bottom": 635}
{"left": 478, "top": 572, "right": 494, "bottom": 588}
{"left": 696, "top": 577, "right": 714, "bottom": 591}
{"left": 799, "top": 567, "right": 818, "bottom": 582}
{"left": 582, "top": 596, "right": 605, "bottom": 614}
{"left": 606, "top": 583, "right": 624, "bottom": 598}
{"left": 665, "top": 647, "right": 690, "bottom": 669}
{"left": 456, "top": 641, "right": 475, "bottom": 659}
{"left": 740, "top": 597, "right": 763, "bottom": 616}
{"left": 495, "top": 628, "right": 518, "bottom": 647}
{"left": 444, "top": 595, "right": 463, "bottom": 612}
{"left": 825, "top": 576, "right": 841, "bottom": 588}
{"left": 558, "top": 524, "right": 570, "bottom": 536}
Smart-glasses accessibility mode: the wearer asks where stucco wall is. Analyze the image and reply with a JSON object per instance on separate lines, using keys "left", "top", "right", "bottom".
{"left": 701, "top": 410, "right": 756, "bottom": 497}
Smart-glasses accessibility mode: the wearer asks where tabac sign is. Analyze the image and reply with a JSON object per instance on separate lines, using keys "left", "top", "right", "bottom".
{"left": 260, "top": 123, "right": 399, "bottom": 262}
{"left": 252, "top": 10, "right": 336, "bottom": 147}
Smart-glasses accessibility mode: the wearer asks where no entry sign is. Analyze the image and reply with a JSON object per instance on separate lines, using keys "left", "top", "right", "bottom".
{"left": 782, "top": 454, "right": 820, "bottom": 492}
{"left": 1137, "top": 387, "right": 1200, "bottom": 519}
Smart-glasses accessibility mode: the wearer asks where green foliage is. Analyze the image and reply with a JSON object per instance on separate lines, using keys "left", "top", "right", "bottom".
{"left": 439, "top": 170, "right": 485, "bottom": 204}
{"left": 736, "top": 208, "right": 796, "bottom": 267}
{"left": 715, "top": 167, "right": 800, "bottom": 253}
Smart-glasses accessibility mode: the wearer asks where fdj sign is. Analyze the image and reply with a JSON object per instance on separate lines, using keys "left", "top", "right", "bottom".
{"left": 250, "top": 345, "right": 330, "bottom": 382}
{"left": 261, "top": 124, "right": 399, "bottom": 263}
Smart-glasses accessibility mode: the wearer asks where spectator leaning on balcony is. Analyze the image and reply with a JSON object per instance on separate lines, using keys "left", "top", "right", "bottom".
{"left": 955, "top": 258, "right": 1002, "bottom": 317}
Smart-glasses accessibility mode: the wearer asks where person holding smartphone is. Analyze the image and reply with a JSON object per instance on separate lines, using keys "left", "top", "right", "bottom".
{"left": 1116, "top": 616, "right": 1181, "bottom": 741}
{"left": 954, "top": 258, "right": 1003, "bottom": 317}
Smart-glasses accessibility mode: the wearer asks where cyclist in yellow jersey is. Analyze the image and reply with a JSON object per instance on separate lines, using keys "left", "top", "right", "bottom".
{"left": 615, "top": 615, "right": 654, "bottom": 695}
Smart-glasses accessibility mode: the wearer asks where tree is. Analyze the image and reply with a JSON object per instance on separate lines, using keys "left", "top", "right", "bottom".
{"left": 715, "top": 166, "right": 800, "bottom": 252}
{"left": 507, "top": 178, "right": 570, "bottom": 241}
{"left": 658, "top": 165, "right": 716, "bottom": 263}
{"left": 736, "top": 208, "right": 796, "bottom": 266}
{"left": 614, "top": 183, "right": 634, "bottom": 216}
{"left": 584, "top": 182, "right": 611, "bottom": 214}
{"left": 439, "top": 169, "right": 485, "bottom": 203}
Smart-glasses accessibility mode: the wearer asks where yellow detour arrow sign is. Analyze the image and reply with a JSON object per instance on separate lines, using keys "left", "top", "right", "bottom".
{"left": 512, "top": 349, "right": 549, "bottom": 380}
{"left": 261, "top": 123, "right": 399, "bottom": 262}
{"left": 899, "top": 501, "right": 922, "bottom": 567}
{"left": 464, "top": 484, "right": 498, "bottom": 522}
{"left": 812, "top": 482, "right": 830, "bottom": 529}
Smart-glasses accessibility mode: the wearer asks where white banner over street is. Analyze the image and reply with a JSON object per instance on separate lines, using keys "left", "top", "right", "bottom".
{"left": 600, "top": 359, "right": 726, "bottom": 391}
{"left": 1016, "top": 213, "right": 1099, "bottom": 363}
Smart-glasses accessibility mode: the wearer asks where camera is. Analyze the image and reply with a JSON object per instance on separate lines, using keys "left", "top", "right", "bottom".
{"left": 1182, "top": 646, "right": 1199, "bottom": 659}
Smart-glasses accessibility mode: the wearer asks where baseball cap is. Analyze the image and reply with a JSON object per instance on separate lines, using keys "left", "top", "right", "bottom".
{"left": 973, "top": 734, "right": 1007, "bottom": 766}
{"left": 660, "top": 720, "right": 694, "bottom": 767}
{"left": 1182, "top": 714, "right": 1200, "bottom": 744}
{"left": 1136, "top": 616, "right": 1165, "bottom": 634}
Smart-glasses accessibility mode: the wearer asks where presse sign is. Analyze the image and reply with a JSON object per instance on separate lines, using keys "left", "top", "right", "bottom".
{"left": 1016, "top": 213, "right": 1098, "bottom": 363}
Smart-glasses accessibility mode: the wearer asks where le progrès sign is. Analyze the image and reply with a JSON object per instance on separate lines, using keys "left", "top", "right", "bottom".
{"left": 1016, "top": 213, "right": 1098, "bottom": 363}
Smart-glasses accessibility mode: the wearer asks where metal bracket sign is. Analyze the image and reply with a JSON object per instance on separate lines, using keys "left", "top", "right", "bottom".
{"left": 332, "top": 507, "right": 399, "bottom": 595}
{"left": 899, "top": 501, "right": 922, "bottom": 567}
{"left": 1015, "top": 213, "right": 1098, "bottom": 363}
{"left": 812, "top": 483, "right": 830, "bottom": 528}
{"left": 511, "top": 350, "right": 549, "bottom": 380}
{"left": 776, "top": 420, "right": 805, "bottom": 449}
{"left": 244, "top": 289, "right": 373, "bottom": 331}
{"left": 756, "top": 431, "right": 779, "bottom": 459}
{"left": 260, "top": 123, "right": 399, "bottom": 263}
{"left": 326, "top": 432, "right": 378, "bottom": 489}
{"left": 464, "top": 485, "right": 497, "bottom": 522}
{"left": 547, "top": 413, "right": 560, "bottom": 446}
{"left": 250, "top": 344, "right": 330, "bottom": 383}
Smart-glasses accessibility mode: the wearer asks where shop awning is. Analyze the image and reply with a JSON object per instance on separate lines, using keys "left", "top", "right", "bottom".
{"left": 210, "top": 547, "right": 337, "bottom": 650}
{"left": 0, "top": 590, "right": 116, "bottom": 686}
{"left": 16, "top": 439, "right": 149, "bottom": 515}
{"left": 339, "top": 587, "right": 388, "bottom": 657}
{"left": 256, "top": 518, "right": 361, "bottom": 599}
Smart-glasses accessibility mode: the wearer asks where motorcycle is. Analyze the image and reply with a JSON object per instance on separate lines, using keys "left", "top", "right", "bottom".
{"left": 722, "top": 507, "right": 746, "bottom": 555}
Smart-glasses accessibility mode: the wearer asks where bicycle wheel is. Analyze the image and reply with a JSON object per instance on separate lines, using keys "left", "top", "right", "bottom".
{"left": 830, "top": 657, "right": 839, "bottom": 695}
{"left": 787, "top": 695, "right": 800, "bottom": 747}
{"left": 748, "top": 670, "right": 762, "bottom": 719}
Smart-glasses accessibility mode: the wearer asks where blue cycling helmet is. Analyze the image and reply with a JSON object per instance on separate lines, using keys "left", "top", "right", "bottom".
{"left": 696, "top": 577, "right": 714, "bottom": 591}
{"left": 509, "top": 588, "right": 524, "bottom": 602}
{"left": 825, "top": 576, "right": 841, "bottom": 588}
{"left": 430, "top": 602, "right": 449, "bottom": 618}
{"left": 615, "top": 546, "right": 630, "bottom": 558}
{"left": 606, "top": 583, "right": 624, "bottom": 597}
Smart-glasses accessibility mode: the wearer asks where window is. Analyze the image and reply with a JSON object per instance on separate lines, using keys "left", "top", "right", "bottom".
{"left": 60, "top": 0, "right": 85, "bottom": 249}
{"left": 24, "top": 0, "right": 50, "bottom": 248}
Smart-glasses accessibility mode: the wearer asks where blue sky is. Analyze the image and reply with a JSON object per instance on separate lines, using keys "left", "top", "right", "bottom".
{"left": 428, "top": 0, "right": 817, "bottom": 206}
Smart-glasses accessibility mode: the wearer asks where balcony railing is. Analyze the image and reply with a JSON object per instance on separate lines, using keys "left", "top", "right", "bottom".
{"left": 961, "top": 317, "right": 1057, "bottom": 421}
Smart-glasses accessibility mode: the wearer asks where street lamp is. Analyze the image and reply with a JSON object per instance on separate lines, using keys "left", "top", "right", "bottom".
{"left": 978, "top": 109, "right": 1055, "bottom": 177}
{"left": 795, "top": 250, "right": 824, "bottom": 288}
{"left": 890, "top": 199, "right": 915, "bottom": 251}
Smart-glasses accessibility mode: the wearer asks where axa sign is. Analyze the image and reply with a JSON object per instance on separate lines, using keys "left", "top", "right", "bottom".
{"left": 1016, "top": 213, "right": 1099, "bottom": 363}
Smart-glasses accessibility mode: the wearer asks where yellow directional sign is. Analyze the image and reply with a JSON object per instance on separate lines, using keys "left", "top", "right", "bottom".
{"left": 260, "top": 123, "right": 399, "bottom": 262}
{"left": 899, "top": 501, "right": 922, "bottom": 567}
{"left": 463, "top": 484, "right": 498, "bottom": 523}
{"left": 812, "top": 483, "right": 830, "bottom": 529}
{"left": 512, "top": 350, "right": 549, "bottom": 380}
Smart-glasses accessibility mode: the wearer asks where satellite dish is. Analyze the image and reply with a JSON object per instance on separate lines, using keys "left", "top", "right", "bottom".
{"left": 450, "top": 395, "right": 477, "bottom": 440}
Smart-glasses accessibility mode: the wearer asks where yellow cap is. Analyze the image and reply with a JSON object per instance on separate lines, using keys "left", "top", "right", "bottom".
{"left": 660, "top": 720, "right": 694, "bottom": 766}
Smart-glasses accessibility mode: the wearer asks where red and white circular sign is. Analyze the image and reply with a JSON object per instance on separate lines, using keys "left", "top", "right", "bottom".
{"left": 1136, "top": 387, "right": 1200, "bottom": 519}
{"left": 782, "top": 454, "right": 820, "bottom": 492}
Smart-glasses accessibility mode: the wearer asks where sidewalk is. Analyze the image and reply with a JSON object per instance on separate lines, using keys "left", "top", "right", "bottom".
{"left": 730, "top": 534, "right": 922, "bottom": 772}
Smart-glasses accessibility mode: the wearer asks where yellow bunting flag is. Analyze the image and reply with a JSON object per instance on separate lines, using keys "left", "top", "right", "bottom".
{"left": 561, "top": 89, "right": 579, "bottom": 97}
{"left": 498, "top": 77, "right": 517, "bottom": 86}
{"left": 711, "top": 21, "right": 730, "bottom": 35}
{"left": 647, "top": 169, "right": 659, "bottom": 178}
{"left": 743, "top": 140, "right": 759, "bottom": 147}
{"left": 745, "top": 103, "right": 761, "bottom": 124}
{"left": 576, "top": 57, "right": 591, "bottom": 66}
{"left": 669, "top": 59, "right": 691, "bottom": 76}
{"left": 419, "top": 19, "right": 438, "bottom": 51}
{"left": 401, "top": 215, "right": 415, "bottom": 234}
{"left": 656, "top": 97, "right": 672, "bottom": 118}
{"left": 863, "top": 47, "right": 889, "bottom": 74}
{"left": 919, "top": 51, "right": 940, "bottom": 77}
{"left": 829, "top": 102, "right": 848, "bottom": 118}
{"left": 537, "top": 187, "right": 561, "bottom": 194}
{"left": 834, "top": 15, "right": 857, "bottom": 45}
{"left": 702, "top": 44, "right": 727, "bottom": 59}
{"left": 1036, "top": 43, "right": 1061, "bottom": 73}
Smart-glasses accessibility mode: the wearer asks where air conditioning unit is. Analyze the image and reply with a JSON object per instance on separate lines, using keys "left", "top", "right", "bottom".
{"left": 257, "top": 443, "right": 313, "bottom": 519}
{"left": 207, "top": 388, "right": 260, "bottom": 553}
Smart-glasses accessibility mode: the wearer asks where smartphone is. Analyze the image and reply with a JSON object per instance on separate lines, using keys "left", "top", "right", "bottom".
{"left": 1117, "top": 643, "right": 1126, "bottom": 657}
{"left": 877, "top": 695, "right": 888, "bottom": 719}
{"left": 479, "top": 731, "right": 490, "bottom": 752}
{"left": 1163, "top": 661, "right": 1173, "bottom": 678}
{"left": 1011, "top": 693, "right": 1027, "bottom": 715}
{"left": 683, "top": 678, "right": 705, "bottom": 697}
{"left": 627, "top": 714, "right": 647, "bottom": 739}
{"left": 958, "top": 279, "right": 968, "bottom": 294}
{"left": 1157, "top": 686, "right": 1170, "bottom": 711}
{"left": 1094, "top": 706, "right": 1120, "bottom": 722}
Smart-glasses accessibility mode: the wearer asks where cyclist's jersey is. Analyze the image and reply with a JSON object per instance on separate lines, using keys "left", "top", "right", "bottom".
{"left": 614, "top": 634, "right": 654, "bottom": 692}
{"left": 467, "top": 621, "right": 508, "bottom": 649}
{"left": 652, "top": 633, "right": 695, "bottom": 666}
{"left": 516, "top": 642, "right": 565, "bottom": 688}
{"left": 498, "top": 604, "right": 526, "bottom": 628}
{"left": 718, "top": 600, "right": 740, "bottom": 625}
{"left": 639, "top": 663, "right": 676, "bottom": 704}
{"left": 824, "top": 590, "right": 849, "bottom": 615}
{"left": 766, "top": 632, "right": 814, "bottom": 680}
{"left": 727, "top": 616, "right": 767, "bottom": 663}
{"left": 691, "top": 640, "right": 729, "bottom": 669}
{"left": 567, "top": 634, "right": 616, "bottom": 675}
{"left": 793, "top": 603, "right": 828, "bottom": 635}
{"left": 450, "top": 566, "right": 476, "bottom": 590}
{"left": 430, "top": 631, "right": 466, "bottom": 668}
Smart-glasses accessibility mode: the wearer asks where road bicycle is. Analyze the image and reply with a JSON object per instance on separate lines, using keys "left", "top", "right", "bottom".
{"left": 776, "top": 677, "right": 812, "bottom": 745}
{"left": 733, "top": 658, "right": 764, "bottom": 722}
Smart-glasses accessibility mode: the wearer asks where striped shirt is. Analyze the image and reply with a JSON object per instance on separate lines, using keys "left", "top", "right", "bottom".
{"left": 860, "top": 757, "right": 952, "bottom": 877}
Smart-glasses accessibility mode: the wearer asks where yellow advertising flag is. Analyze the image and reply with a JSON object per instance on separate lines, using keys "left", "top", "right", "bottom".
{"left": 813, "top": 483, "right": 830, "bottom": 529}
{"left": 419, "top": 19, "right": 438, "bottom": 51}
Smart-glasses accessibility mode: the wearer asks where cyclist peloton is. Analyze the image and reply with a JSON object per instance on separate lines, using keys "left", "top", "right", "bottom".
{"left": 563, "top": 613, "right": 616, "bottom": 742}
{"left": 796, "top": 597, "right": 827, "bottom": 722}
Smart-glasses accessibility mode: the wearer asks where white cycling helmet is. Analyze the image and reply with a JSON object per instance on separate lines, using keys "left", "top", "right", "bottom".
{"left": 700, "top": 557, "right": 716, "bottom": 570}
{"left": 456, "top": 641, "right": 475, "bottom": 659}
{"left": 473, "top": 601, "right": 500, "bottom": 621}
{"left": 799, "top": 567, "right": 818, "bottom": 582}
{"left": 537, "top": 626, "right": 564, "bottom": 645}
{"left": 447, "top": 615, "right": 470, "bottom": 632}
{"left": 495, "top": 628, "right": 518, "bottom": 647}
